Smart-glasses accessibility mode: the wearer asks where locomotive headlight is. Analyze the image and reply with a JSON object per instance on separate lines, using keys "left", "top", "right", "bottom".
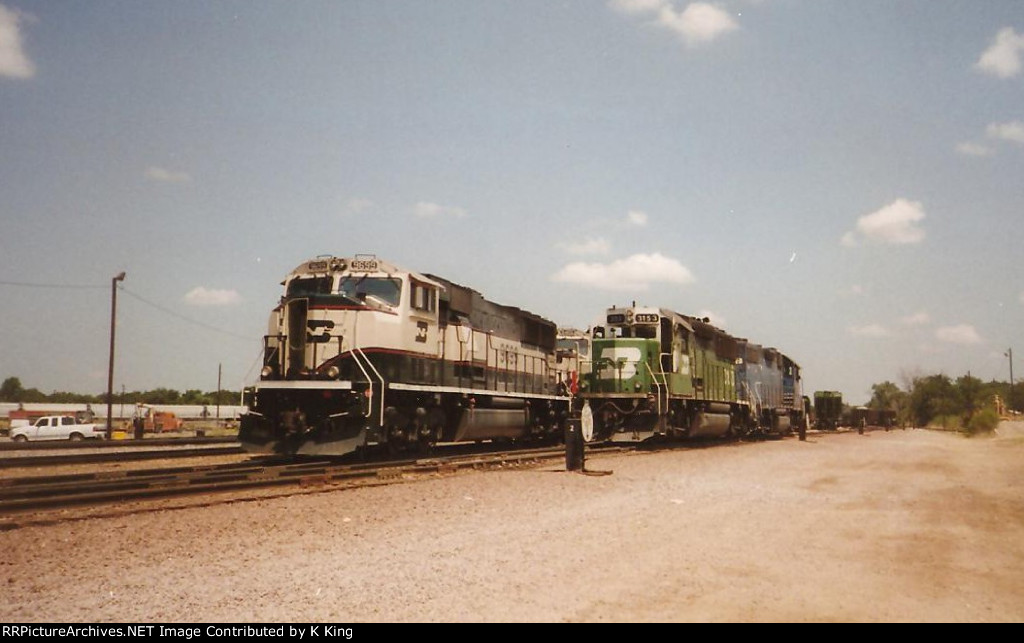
{"left": 260, "top": 366, "right": 274, "bottom": 379}
{"left": 326, "top": 365, "right": 340, "bottom": 379}
{"left": 635, "top": 381, "right": 642, "bottom": 391}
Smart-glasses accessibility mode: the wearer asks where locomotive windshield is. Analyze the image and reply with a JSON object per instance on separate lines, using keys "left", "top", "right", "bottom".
{"left": 287, "top": 276, "right": 333, "bottom": 298}
{"left": 337, "top": 275, "right": 403, "bottom": 307}
{"left": 599, "top": 324, "right": 658, "bottom": 339}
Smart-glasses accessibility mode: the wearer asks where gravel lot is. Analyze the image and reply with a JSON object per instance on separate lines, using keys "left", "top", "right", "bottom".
{"left": 2, "top": 423, "right": 1023, "bottom": 623}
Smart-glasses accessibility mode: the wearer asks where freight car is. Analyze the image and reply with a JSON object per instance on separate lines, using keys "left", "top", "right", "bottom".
{"left": 239, "top": 255, "right": 576, "bottom": 456}
{"left": 577, "top": 305, "right": 803, "bottom": 443}
{"left": 813, "top": 390, "right": 843, "bottom": 430}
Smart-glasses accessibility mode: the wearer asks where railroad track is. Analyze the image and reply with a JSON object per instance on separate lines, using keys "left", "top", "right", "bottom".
{"left": 0, "top": 445, "right": 244, "bottom": 468}
{"left": 0, "top": 444, "right": 619, "bottom": 523}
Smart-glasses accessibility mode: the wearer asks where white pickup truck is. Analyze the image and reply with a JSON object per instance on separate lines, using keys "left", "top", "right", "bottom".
{"left": 10, "top": 415, "right": 106, "bottom": 442}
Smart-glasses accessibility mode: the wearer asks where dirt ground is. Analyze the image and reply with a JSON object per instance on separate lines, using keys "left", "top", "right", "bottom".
{"left": 2, "top": 423, "right": 1023, "bottom": 623}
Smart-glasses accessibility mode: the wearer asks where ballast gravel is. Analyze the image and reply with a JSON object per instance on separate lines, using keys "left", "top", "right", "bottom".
{"left": 2, "top": 424, "right": 1023, "bottom": 622}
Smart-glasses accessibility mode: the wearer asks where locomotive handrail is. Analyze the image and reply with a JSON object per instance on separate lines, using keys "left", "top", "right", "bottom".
{"left": 654, "top": 353, "right": 671, "bottom": 402}
{"left": 357, "top": 347, "right": 386, "bottom": 425}
{"left": 347, "top": 350, "right": 374, "bottom": 419}
{"left": 263, "top": 334, "right": 284, "bottom": 375}
{"left": 351, "top": 348, "right": 386, "bottom": 427}
{"left": 644, "top": 360, "right": 666, "bottom": 419}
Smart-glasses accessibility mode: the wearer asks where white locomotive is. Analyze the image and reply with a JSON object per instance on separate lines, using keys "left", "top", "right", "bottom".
{"left": 240, "top": 255, "right": 577, "bottom": 456}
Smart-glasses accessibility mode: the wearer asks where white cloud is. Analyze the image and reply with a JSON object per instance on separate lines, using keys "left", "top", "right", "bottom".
{"left": 657, "top": 2, "right": 739, "bottom": 46}
{"left": 848, "top": 324, "right": 891, "bottom": 338}
{"left": 956, "top": 142, "right": 994, "bottom": 157}
{"left": 976, "top": 27, "right": 1024, "bottom": 79}
{"left": 556, "top": 237, "right": 611, "bottom": 256}
{"left": 900, "top": 311, "right": 931, "bottom": 326}
{"left": 413, "top": 201, "right": 467, "bottom": 218}
{"left": 183, "top": 287, "right": 241, "bottom": 307}
{"left": 609, "top": 1, "right": 738, "bottom": 47}
{"left": 935, "top": 324, "right": 982, "bottom": 345}
{"left": 843, "top": 198, "right": 926, "bottom": 246}
{"left": 986, "top": 120, "right": 1024, "bottom": 144}
{"left": 342, "top": 197, "right": 375, "bottom": 215}
{"left": 626, "top": 210, "right": 648, "bottom": 226}
{"left": 145, "top": 166, "right": 192, "bottom": 183}
{"left": 609, "top": 0, "right": 666, "bottom": 14}
{"left": 0, "top": 4, "right": 35, "bottom": 79}
{"left": 551, "top": 252, "right": 695, "bottom": 291}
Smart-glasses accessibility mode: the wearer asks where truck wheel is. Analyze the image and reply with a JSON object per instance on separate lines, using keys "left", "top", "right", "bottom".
{"left": 13, "top": 435, "right": 27, "bottom": 443}
{"left": 69, "top": 433, "right": 84, "bottom": 441}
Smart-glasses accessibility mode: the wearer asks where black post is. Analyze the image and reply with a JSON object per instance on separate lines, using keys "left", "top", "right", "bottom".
{"left": 565, "top": 418, "right": 585, "bottom": 471}
{"left": 217, "top": 363, "right": 222, "bottom": 421}
{"left": 105, "top": 271, "right": 126, "bottom": 439}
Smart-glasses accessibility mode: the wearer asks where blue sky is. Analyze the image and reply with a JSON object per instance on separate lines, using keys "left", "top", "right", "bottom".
{"left": 1, "top": 1, "right": 1021, "bottom": 404}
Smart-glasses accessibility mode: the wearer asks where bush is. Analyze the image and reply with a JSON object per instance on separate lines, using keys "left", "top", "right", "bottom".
{"left": 966, "top": 409, "right": 999, "bottom": 436}
{"left": 929, "top": 414, "right": 963, "bottom": 431}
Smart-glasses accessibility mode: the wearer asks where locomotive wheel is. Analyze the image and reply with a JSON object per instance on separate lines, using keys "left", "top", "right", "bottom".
{"left": 385, "top": 430, "right": 404, "bottom": 457}
{"left": 417, "top": 428, "right": 439, "bottom": 455}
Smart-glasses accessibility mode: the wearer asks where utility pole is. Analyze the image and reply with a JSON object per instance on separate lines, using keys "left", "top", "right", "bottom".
{"left": 105, "top": 271, "right": 126, "bottom": 438}
{"left": 217, "top": 363, "right": 222, "bottom": 421}
{"left": 1007, "top": 348, "right": 1015, "bottom": 412}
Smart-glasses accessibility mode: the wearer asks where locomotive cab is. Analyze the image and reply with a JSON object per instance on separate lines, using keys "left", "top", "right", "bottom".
{"left": 587, "top": 307, "right": 695, "bottom": 398}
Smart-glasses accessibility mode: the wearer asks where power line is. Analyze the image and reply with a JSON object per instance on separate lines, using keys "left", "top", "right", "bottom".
{"left": 0, "top": 280, "right": 105, "bottom": 290}
{"left": 120, "top": 286, "right": 258, "bottom": 342}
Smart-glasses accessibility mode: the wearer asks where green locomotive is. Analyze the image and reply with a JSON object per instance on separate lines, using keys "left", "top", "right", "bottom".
{"left": 578, "top": 305, "right": 803, "bottom": 442}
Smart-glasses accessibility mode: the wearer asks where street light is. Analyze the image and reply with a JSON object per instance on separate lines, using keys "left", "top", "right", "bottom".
{"left": 106, "top": 271, "right": 126, "bottom": 438}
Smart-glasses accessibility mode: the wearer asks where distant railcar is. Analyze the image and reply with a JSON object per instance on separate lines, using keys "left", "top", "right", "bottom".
{"left": 813, "top": 391, "right": 843, "bottom": 430}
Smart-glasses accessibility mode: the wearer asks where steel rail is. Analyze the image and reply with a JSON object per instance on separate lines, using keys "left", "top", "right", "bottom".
{"left": 0, "top": 446, "right": 244, "bottom": 468}
{"left": 0, "top": 445, "right": 620, "bottom": 516}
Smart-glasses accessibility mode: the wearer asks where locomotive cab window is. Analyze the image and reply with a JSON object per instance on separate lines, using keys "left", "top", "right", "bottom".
{"left": 633, "top": 325, "right": 657, "bottom": 339}
{"left": 338, "top": 276, "right": 403, "bottom": 307}
{"left": 287, "top": 276, "right": 333, "bottom": 298}
{"left": 410, "top": 280, "right": 437, "bottom": 313}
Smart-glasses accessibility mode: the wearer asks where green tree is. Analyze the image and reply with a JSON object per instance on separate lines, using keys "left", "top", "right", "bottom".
{"left": 955, "top": 374, "right": 986, "bottom": 423}
{"left": 182, "top": 389, "right": 211, "bottom": 405}
{"left": 869, "top": 380, "right": 909, "bottom": 426}
{"left": 869, "top": 381, "right": 904, "bottom": 410}
{"left": 141, "top": 388, "right": 181, "bottom": 405}
{"left": 908, "top": 374, "right": 958, "bottom": 427}
{"left": 0, "top": 377, "right": 24, "bottom": 401}
{"left": 1008, "top": 381, "right": 1024, "bottom": 413}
